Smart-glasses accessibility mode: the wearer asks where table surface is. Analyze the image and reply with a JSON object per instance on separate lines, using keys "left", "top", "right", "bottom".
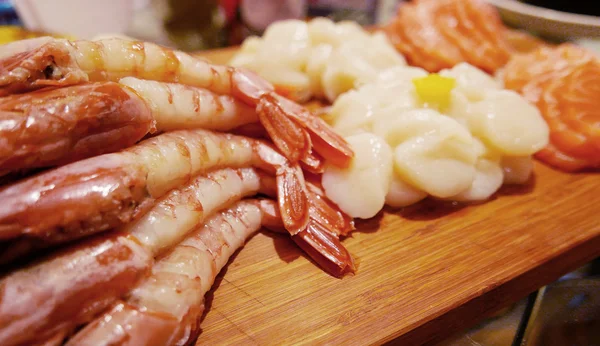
{"left": 194, "top": 48, "right": 600, "bottom": 345}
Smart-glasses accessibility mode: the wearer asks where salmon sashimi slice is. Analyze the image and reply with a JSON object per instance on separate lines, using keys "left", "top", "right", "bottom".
{"left": 504, "top": 44, "right": 600, "bottom": 172}
{"left": 535, "top": 143, "right": 596, "bottom": 173}
{"left": 382, "top": 0, "right": 512, "bottom": 73}
{"left": 501, "top": 44, "right": 596, "bottom": 92}
{"left": 386, "top": 1, "right": 461, "bottom": 72}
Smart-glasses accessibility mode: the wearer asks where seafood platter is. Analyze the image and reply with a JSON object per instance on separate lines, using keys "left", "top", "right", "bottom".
{"left": 0, "top": 0, "right": 599, "bottom": 345}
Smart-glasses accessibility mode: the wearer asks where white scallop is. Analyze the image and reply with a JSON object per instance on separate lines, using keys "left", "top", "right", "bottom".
{"left": 385, "top": 174, "right": 428, "bottom": 208}
{"left": 439, "top": 62, "right": 500, "bottom": 102}
{"left": 373, "top": 109, "right": 477, "bottom": 198}
{"left": 469, "top": 90, "right": 550, "bottom": 156}
{"left": 327, "top": 89, "right": 374, "bottom": 137}
{"left": 451, "top": 158, "right": 504, "bottom": 202}
{"left": 306, "top": 44, "right": 333, "bottom": 99}
{"left": 375, "top": 65, "right": 428, "bottom": 89}
{"left": 501, "top": 156, "right": 534, "bottom": 184}
{"left": 257, "top": 20, "right": 310, "bottom": 72}
{"left": 322, "top": 133, "right": 393, "bottom": 219}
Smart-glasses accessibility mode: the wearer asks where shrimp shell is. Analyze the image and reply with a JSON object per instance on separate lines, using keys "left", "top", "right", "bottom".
{"left": 0, "top": 82, "right": 154, "bottom": 176}
{"left": 0, "top": 167, "right": 266, "bottom": 346}
{"left": 66, "top": 199, "right": 281, "bottom": 346}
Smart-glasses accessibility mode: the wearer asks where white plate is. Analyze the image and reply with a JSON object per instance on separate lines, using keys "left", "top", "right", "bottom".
{"left": 486, "top": 0, "right": 600, "bottom": 40}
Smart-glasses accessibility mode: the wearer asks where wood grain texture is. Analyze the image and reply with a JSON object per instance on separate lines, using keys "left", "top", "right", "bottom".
{"left": 194, "top": 48, "right": 600, "bottom": 345}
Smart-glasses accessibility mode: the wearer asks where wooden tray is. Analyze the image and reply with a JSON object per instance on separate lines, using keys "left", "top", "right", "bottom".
{"left": 194, "top": 48, "right": 600, "bottom": 345}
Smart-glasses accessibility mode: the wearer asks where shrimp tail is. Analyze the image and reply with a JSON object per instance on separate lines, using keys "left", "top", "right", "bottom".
{"left": 230, "top": 68, "right": 354, "bottom": 168}
{"left": 292, "top": 182, "right": 357, "bottom": 278}
{"left": 257, "top": 92, "right": 354, "bottom": 168}
{"left": 293, "top": 222, "right": 356, "bottom": 278}
{"left": 256, "top": 93, "right": 312, "bottom": 163}
{"left": 300, "top": 151, "right": 326, "bottom": 174}
{"left": 306, "top": 181, "right": 355, "bottom": 237}
{"left": 275, "top": 163, "right": 311, "bottom": 235}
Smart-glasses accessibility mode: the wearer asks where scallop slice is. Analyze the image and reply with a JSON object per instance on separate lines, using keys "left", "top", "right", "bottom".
{"left": 327, "top": 81, "right": 418, "bottom": 137}
{"left": 306, "top": 44, "right": 333, "bottom": 99}
{"left": 326, "top": 89, "right": 374, "bottom": 137}
{"left": 307, "top": 17, "right": 341, "bottom": 46}
{"left": 321, "top": 44, "right": 382, "bottom": 102}
{"left": 451, "top": 158, "right": 504, "bottom": 202}
{"left": 321, "top": 36, "right": 406, "bottom": 102}
{"left": 439, "top": 62, "right": 500, "bottom": 102}
{"left": 229, "top": 36, "right": 263, "bottom": 67}
{"left": 253, "top": 65, "right": 312, "bottom": 102}
{"left": 322, "top": 133, "right": 393, "bottom": 219}
{"left": 307, "top": 18, "right": 368, "bottom": 47}
{"left": 501, "top": 156, "right": 534, "bottom": 184}
{"left": 375, "top": 65, "right": 429, "bottom": 88}
{"left": 469, "top": 90, "right": 550, "bottom": 156}
{"left": 374, "top": 109, "right": 477, "bottom": 198}
{"left": 257, "top": 19, "right": 310, "bottom": 72}
{"left": 385, "top": 174, "right": 428, "bottom": 208}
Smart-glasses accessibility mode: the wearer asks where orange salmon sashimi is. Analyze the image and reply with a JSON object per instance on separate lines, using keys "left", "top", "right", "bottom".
{"left": 501, "top": 44, "right": 597, "bottom": 92}
{"left": 383, "top": 0, "right": 512, "bottom": 73}
{"left": 503, "top": 44, "right": 600, "bottom": 172}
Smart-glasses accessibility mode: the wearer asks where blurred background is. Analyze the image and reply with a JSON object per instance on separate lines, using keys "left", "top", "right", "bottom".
{"left": 0, "top": 0, "right": 598, "bottom": 344}
{"left": 1, "top": 0, "right": 403, "bottom": 49}
{"left": 1, "top": 0, "right": 599, "bottom": 51}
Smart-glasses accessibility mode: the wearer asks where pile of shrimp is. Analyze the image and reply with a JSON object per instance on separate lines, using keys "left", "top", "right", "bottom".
{"left": 382, "top": 0, "right": 513, "bottom": 73}
{"left": 500, "top": 44, "right": 600, "bottom": 172}
{"left": 0, "top": 36, "right": 356, "bottom": 346}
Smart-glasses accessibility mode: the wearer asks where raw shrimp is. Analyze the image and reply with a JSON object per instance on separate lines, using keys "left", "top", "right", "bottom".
{"left": 65, "top": 199, "right": 282, "bottom": 346}
{"left": 1, "top": 127, "right": 355, "bottom": 276}
{"left": 0, "top": 168, "right": 265, "bottom": 346}
{"left": 118, "top": 77, "right": 336, "bottom": 172}
{"left": 0, "top": 37, "right": 354, "bottom": 168}
{"left": 0, "top": 129, "right": 302, "bottom": 248}
{"left": 0, "top": 82, "right": 154, "bottom": 175}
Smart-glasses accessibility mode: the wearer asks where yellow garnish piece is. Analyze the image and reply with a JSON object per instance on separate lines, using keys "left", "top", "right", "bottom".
{"left": 412, "top": 74, "right": 456, "bottom": 110}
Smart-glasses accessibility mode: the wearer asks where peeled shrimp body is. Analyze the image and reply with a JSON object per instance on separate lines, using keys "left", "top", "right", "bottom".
{"left": 66, "top": 199, "right": 282, "bottom": 346}
{"left": 230, "top": 17, "right": 406, "bottom": 103}
{"left": 322, "top": 63, "right": 548, "bottom": 214}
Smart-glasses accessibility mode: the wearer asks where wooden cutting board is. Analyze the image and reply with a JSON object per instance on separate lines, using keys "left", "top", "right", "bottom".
{"left": 194, "top": 48, "right": 600, "bottom": 345}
